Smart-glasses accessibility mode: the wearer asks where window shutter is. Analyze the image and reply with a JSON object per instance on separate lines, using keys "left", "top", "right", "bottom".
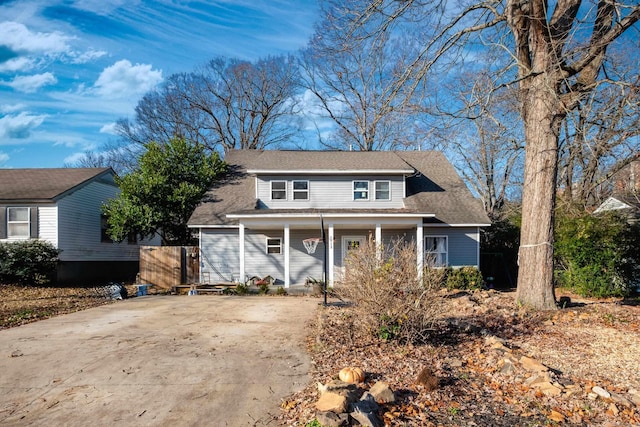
{"left": 0, "top": 208, "right": 6, "bottom": 239}
{"left": 30, "top": 207, "right": 38, "bottom": 238}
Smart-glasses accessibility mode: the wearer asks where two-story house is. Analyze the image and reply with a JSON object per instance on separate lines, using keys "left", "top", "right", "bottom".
{"left": 0, "top": 168, "right": 154, "bottom": 284}
{"left": 188, "top": 150, "right": 490, "bottom": 288}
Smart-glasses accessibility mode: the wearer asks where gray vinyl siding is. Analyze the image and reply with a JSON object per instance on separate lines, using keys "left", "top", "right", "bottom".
{"left": 200, "top": 229, "right": 239, "bottom": 282}
{"left": 424, "top": 226, "right": 479, "bottom": 267}
{"left": 244, "top": 230, "right": 284, "bottom": 282}
{"left": 57, "top": 180, "right": 140, "bottom": 261}
{"left": 289, "top": 230, "right": 323, "bottom": 284}
{"left": 256, "top": 175, "right": 405, "bottom": 209}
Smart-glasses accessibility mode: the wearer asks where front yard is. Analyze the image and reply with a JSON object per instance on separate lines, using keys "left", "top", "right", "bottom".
{"left": 279, "top": 288, "right": 640, "bottom": 426}
{"left": 2, "top": 284, "right": 639, "bottom": 425}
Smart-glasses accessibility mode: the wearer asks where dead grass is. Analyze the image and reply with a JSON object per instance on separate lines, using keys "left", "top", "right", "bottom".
{"left": 0, "top": 283, "right": 140, "bottom": 329}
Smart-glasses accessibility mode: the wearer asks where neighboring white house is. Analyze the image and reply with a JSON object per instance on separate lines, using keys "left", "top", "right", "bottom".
{"left": 188, "top": 150, "right": 491, "bottom": 288}
{"left": 0, "top": 168, "right": 150, "bottom": 283}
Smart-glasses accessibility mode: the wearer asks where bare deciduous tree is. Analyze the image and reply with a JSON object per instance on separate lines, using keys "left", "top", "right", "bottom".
{"left": 330, "top": 0, "right": 640, "bottom": 310}
{"left": 115, "top": 54, "right": 302, "bottom": 155}
{"left": 301, "top": 0, "right": 432, "bottom": 151}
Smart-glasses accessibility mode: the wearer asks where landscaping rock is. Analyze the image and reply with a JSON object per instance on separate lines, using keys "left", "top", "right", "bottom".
{"left": 628, "top": 389, "right": 640, "bottom": 407}
{"left": 533, "top": 381, "right": 563, "bottom": 397}
{"left": 369, "top": 381, "right": 395, "bottom": 404}
{"left": 350, "top": 393, "right": 382, "bottom": 427}
{"left": 316, "top": 392, "right": 348, "bottom": 413}
{"left": 609, "top": 391, "right": 633, "bottom": 408}
{"left": 592, "top": 386, "right": 611, "bottom": 399}
{"left": 316, "top": 410, "right": 348, "bottom": 427}
{"left": 519, "top": 356, "right": 548, "bottom": 372}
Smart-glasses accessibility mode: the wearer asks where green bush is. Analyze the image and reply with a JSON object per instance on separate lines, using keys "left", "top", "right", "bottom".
{"left": 444, "top": 267, "right": 485, "bottom": 290}
{"left": 0, "top": 240, "right": 60, "bottom": 285}
{"left": 555, "top": 210, "right": 640, "bottom": 298}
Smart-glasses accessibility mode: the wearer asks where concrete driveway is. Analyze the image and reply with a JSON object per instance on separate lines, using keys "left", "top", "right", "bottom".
{"left": 0, "top": 295, "right": 319, "bottom": 426}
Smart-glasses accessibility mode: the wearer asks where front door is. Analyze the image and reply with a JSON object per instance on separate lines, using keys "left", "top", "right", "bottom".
{"left": 341, "top": 235, "right": 366, "bottom": 266}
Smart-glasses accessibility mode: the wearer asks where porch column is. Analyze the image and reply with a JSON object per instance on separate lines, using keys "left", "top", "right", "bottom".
{"left": 239, "top": 223, "right": 245, "bottom": 283}
{"left": 375, "top": 223, "right": 382, "bottom": 260}
{"left": 284, "top": 223, "right": 290, "bottom": 288}
{"left": 328, "top": 223, "right": 334, "bottom": 287}
{"left": 416, "top": 221, "right": 424, "bottom": 280}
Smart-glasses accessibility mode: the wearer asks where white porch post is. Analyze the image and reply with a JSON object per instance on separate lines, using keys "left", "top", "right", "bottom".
{"left": 375, "top": 223, "right": 382, "bottom": 259}
{"left": 284, "top": 223, "right": 290, "bottom": 288}
{"left": 328, "top": 223, "right": 334, "bottom": 287}
{"left": 239, "top": 223, "right": 245, "bottom": 283}
{"left": 416, "top": 221, "right": 424, "bottom": 280}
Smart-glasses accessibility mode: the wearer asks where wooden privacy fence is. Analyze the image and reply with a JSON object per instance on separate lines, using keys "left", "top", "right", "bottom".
{"left": 139, "top": 246, "right": 199, "bottom": 289}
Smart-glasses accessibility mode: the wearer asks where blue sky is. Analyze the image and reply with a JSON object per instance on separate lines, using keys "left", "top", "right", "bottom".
{"left": 0, "top": 0, "right": 319, "bottom": 168}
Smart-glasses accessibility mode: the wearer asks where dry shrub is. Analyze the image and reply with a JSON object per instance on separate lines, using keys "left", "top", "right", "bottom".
{"left": 334, "top": 238, "right": 443, "bottom": 344}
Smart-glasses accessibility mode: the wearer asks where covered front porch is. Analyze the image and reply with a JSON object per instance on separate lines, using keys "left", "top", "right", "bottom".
{"left": 226, "top": 212, "right": 432, "bottom": 288}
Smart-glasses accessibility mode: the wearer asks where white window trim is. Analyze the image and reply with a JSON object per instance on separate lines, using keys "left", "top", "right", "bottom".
{"left": 425, "top": 235, "right": 448, "bottom": 267}
{"left": 292, "top": 180, "right": 309, "bottom": 201}
{"left": 7, "top": 207, "right": 30, "bottom": 239}
{"left": 352, "top": 180, "right": 369, "bottom": 201}
{"left": 374, "top": 180, "right": 391, "bottom": 200}
{"left": 270, "top": 180, "right": 287, "bottom": 200}
{"left": 266, "top": 237, "right": 282, "bottom": 254}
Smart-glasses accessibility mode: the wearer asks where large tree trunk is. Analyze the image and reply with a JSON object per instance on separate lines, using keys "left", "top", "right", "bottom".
{"left": 515, "top": 72, "right": 560, "bottom": 310}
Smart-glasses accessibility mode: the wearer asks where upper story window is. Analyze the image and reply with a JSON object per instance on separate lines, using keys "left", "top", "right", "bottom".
{"left": 425, "top": 236, "right": 448, "bottom": 267}
{"left": 271, "top": 181, "right": 287, "bottom": 200}
{"left": 374, "top": 181, "right": 391, "bottom": 200}
{"left": 353, "top": 181, "right": 369, "bottom": 200}
{"left": 292, "top": 180, "right": 309, "bottom": 200}
{"left": 7, "top": 207, "right": 30, "bottom": 238}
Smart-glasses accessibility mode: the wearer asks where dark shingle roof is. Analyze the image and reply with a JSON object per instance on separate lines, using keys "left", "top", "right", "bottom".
{"left": 244, "top": 150, "right": 413, "bottom": 172}
{"left": 0, "top": 168, "right": 114, "bottom": 202}
{"left": 188, "top": 150, "right": 490, "bottom": 226}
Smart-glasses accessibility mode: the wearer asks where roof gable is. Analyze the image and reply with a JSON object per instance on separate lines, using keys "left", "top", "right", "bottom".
{"left": 0, "top": 168, "right": 115, "bottom": 202}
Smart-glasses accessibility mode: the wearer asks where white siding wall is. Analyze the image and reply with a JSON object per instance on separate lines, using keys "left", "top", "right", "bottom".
{"left": 57, "top": 181, "right": 139, "bottom": 261}
{"left": 200, "top": 229, "right": 239, "bottom": 282}
{"left": 38, "top": 206, "right": 58, "bottom": 246}
{"left": 423, "top": 226, "right": 479, "bottom": 267}
{"left": 256, "top": 175, "right": 405, "bottom": 209}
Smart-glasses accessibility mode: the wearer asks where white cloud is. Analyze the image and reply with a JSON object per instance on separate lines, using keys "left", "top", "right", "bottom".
{"left": 5, "top": 72, "right": 57, "bottom": 93}
{"left": 69, "top": 48, "right": 108, "bottom": 64}
{"left": 0, "top": 152, "right": 9, "bottom": 164}
{"left": 99, "top": 122, "right": 118, "bottom": 134}
{"left": 0, "top": 21, "right": 72, "bottom": 54}
{"left": 0, "top": 57, "right": 35, "bottom": 72}
{"left": 93, "top": 59, "right": 162, "bottom": 98}
{"left": 0, "top": 112, "right": 46, "bottom": 140}
{"left": 0, "top": 103, "right": 26, "bottom": 113}
{"left": 62, "top": 151, "right": 87, "bottom": 164}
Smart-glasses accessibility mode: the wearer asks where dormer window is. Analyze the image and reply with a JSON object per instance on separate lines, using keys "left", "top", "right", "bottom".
{"left": 271, "top": 181, "right": 287, "bottom": 200}
{"left": 292, "top": 180, "right": 309, "bottom": 200}
{"left": 353, "top": 181, "right": 369, "bottom": 200}
{"left": 374, "top": 181, "right": 390, "bottom": 200}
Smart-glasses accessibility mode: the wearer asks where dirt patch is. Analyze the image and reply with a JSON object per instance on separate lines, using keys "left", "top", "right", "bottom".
{"left": 279, "top": 289, "right": 640, "bottom": 426}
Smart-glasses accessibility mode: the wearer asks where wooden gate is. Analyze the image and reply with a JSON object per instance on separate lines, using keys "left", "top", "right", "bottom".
{"left": 139, "top": 246, "right": 199, "bottom": 289}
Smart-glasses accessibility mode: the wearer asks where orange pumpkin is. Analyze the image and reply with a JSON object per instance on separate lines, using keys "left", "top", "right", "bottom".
{"left": 338, "top": 367, "right": 365, "bottom": 383}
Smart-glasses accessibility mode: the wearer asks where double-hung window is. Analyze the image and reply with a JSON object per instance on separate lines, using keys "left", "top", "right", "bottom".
{"left": 7, "top": 207, "right": 30, "bottom": 238}
{"left": 266, "top": 238, "right": 282, "bottom": 254}
{"left": 271, "top": 181, "right": 287, "bottom": 200}
{"left": 374, "top": 181, "right": 391, "bottom": 200}
{"left": 292, "top": 180, "right": 309, "bottom": 200}
{"left": 425, "top": 236, "right": 448, "bottom": 267}
{"left": 353, "top": 181, "right": 369, "bottom": 200}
